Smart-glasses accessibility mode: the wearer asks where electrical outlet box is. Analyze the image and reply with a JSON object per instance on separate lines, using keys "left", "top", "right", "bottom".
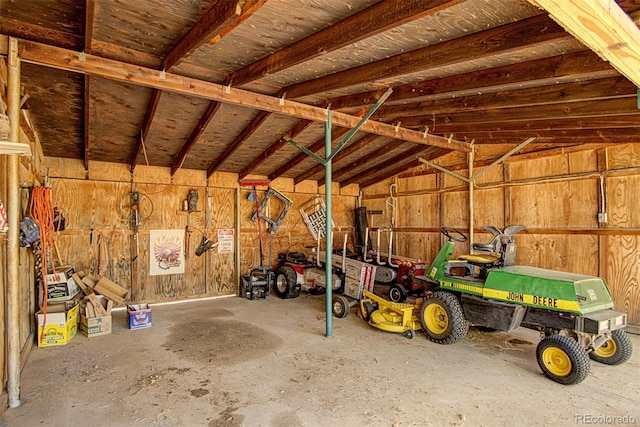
{"left": 598, "top": 212, "right": 608, "bottom": 223}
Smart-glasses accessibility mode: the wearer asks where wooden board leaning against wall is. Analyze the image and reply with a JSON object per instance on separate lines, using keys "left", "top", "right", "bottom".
{"left": 43, "top": 157, "right": 359, "bottom": 304}
{"left": 361, "top": 143, "right": 640, "bottom": 326}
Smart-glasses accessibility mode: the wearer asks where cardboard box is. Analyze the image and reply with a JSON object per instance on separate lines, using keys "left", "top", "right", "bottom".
{"left": 46, "top": 266, "right": 81, "bottom": 302}
{"left": 80, "top": 314, "right": 112, "bottom": 337}
{"left": 80, "top": 296, "right": 113, "bottom": 337}
{"left": 45, "top": 266, "right": 75, "bottom": 285}
{"left": 47, "top": 277, "right": 81, "bottom": 302}
{"left": 128, "top": 304, "right": 152, "bottom": 329}
{"left": 36, "top": 303, "right": 79, "bottom": 347}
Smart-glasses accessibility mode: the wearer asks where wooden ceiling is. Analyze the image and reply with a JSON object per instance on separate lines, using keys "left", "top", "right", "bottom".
{"left": 1, "top": 0, "right": 640, "bottom": 188}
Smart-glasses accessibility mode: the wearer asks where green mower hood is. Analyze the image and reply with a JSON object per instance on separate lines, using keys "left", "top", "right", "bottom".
{"left": 483, "top": 266, "right": 614, "bottom": 315}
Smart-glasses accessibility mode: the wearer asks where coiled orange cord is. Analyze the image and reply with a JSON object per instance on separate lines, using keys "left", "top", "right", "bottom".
{"left": 30, "top": 186, "right": 55, "bottom": 339}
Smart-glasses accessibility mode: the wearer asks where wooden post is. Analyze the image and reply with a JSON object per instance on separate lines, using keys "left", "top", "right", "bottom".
{"left": 7, "top": 36, "right": 22, "bottom": 408}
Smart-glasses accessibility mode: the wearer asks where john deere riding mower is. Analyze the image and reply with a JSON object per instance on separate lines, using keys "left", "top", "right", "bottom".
{"left": 414, "top": 226, "right": 632, "bottom": 385}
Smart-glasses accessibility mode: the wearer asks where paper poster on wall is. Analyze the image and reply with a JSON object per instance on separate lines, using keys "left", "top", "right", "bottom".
{"left": 217, "top": 229, "right": 234, "bottom": 254}
{"left": 149, "top": 229, "right": 185, "bottom": 276}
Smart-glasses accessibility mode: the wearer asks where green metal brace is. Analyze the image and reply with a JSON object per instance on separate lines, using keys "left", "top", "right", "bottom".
{"left": 286, "top": 88, "right": 393, "bottom": 337}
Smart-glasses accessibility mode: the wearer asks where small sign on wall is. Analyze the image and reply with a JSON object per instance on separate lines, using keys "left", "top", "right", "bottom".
{"left": 217, "top": 229, "right": 234, "bottom": 254}
{"left": 150, "top": 229, "right": 185, "bottom": 276}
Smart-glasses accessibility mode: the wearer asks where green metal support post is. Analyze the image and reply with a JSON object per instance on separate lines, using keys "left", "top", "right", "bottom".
{"left": 286, "top": 89, "right": 392, "bottom": 337}
{"left": 324, "top": 111, "right": 332, "bottom": 337}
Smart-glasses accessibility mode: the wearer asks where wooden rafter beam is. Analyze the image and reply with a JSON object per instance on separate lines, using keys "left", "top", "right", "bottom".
{"left": 413, "top": 115, "right": 640, "bottom": 134}
{"left": 283, "top": 14, "right": 570, "bottom": 99}
{"left": 353, "top": 148, "right": 451, "bottom": 188}
{"left": 230, "top": 0, "right": 462, "bottom": 87}
{"left": 339, "top": 144, "right": 433, "bottom": 187}
{"left": 360, "top": 148, "right": 450, "bottom": 188}
{"left": 373, "top": 77, "right": 637, "bottom": 120}
{"left": 12, "top": 39, "right": 470, "bottom": 152}
{"left": 162, "top": 0, "right": 265, "bottom": 71}
{"left": 129, "top": 88, "right": 162, "bottom": 170}
{"left": 170, "top": 100, "right": 221, "bottom": 175}
{"left": 398, "top": 97, "right": 640, "bottom": 129}
{"left": 206, "top": 110, "right": 271, "bottom": 177}
{"left": 83, "top": 0, "right": 95, "bottom": 170}
{"left": 268, "top": 127, "right": 350, "bottom": 181}
{"left": 294, "top": 133, "right": 381, "bottom": 184}
{"left": 326, "top": 50, "right": 618, "bottom": 110}
{"left": 529, "top": 0, "right": 640, "bottom": 87}
{"left": 135, "top": 0, "right": 265, "bottom": 173}
{"left": 239, "top": 118, "right": 313, "bottom": 178}
{"left": 453, "top": 128, "right": 640, "bottom": 142}
{"left": 330, "top": 141, "right": 417, "bottom": 182}
{"left": 0, "top": 18, "right": 83, "bottom": 49}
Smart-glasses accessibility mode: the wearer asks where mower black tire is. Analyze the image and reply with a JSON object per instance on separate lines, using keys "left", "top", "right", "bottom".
{"left": 273, "top": 266, "right": 300, "bottom": 299}
{"left": 536, "top": 334, "right": 590, "bottom": 385}
{"left": 419, "top": 291, "right": 468, "bottom": 344}
{"left": 360, "top": 301, "right": 377, "bottom": 322}
{"left": 388, "top": 283, "right": 408, "bottom": 302}
{"left": 332, "top": 295, "right": 351, "bottom": 318}
{"left": 589, "top": 329, "right": 633, "bottom": 365}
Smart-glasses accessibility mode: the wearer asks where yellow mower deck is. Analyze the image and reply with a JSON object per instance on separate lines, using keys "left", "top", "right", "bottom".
{"left": 361, "top": 290, "right": 421, "bottom": 338}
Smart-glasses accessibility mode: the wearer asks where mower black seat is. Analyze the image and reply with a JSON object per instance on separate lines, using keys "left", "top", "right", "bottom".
{"left": 285, "top": 252, "right": 310, "bottom": 265}
{"left": 471, "top": 241, "right": 499, "bottom": 253}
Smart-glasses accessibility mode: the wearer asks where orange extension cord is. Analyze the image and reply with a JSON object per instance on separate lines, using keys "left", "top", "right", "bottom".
{"left": 30, "top": 186, "right": 55, "bottom": 339}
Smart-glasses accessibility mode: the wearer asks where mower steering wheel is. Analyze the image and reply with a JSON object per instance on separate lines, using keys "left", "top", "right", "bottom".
{"left": 441, "top": 227, "right": 467, "bottom": 242}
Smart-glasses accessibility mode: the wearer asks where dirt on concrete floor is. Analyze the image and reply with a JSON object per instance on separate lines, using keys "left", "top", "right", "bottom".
{"left": 2, "top": 293, "right": 639, "bottom": 427}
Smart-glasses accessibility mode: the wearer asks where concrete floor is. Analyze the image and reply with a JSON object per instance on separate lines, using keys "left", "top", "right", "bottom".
{"left": 2, "top": 293, "right": 639, "bottom": 427}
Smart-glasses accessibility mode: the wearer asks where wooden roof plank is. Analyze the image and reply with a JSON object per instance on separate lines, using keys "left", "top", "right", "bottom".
{"left": 206, "top": 110, "right": 271, "bottom": 177}
{"left": 349, "top": 148, "right": 451, "bottom": 188}
{"left": 399, "top": 97, "right": 640, "bottom": 129}
{"left": 230, "top": 0, "right": 463, "bottom": 87}
{"left": 283, "top": 14, "right": 570, "bottom": 99}
{"left": 239, "top": 118, "right": 313, "bottom": 178}
{"left": 162, "top": 0, "right": 266, "bottom": 71}
{"left": 129, "top": 88, "right": 162, "bottom": 170}
{"left": 326, "top": 50, "right": 617, "bottom": 110}
{"left": 374, "top": 77, "right": 638, "bottom": 120}
{"left": 338, "top": 144, "right": 430, "bottom": 186}
{"left": 170, "top": 100, "right": 222, "bottom": 175}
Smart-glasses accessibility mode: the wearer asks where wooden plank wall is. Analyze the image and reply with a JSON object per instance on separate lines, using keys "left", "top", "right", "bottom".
{"left": 361, "top": 143, "right": 640, "bottom": 326}
{"left": 43, "top": 159, "right": 359, "bottom": 304}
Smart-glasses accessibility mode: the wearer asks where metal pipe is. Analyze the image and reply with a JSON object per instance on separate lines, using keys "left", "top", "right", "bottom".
{"left": 324, "top": 110, "right": 332, "bottom": 337}
{"left": 341, "top": 233, "right": 347, "bottom": 273}
{"left": 363, "top": 227, "right": 372, "bottom": 262}
{"left": 7, "top": 36, "right": 22, "bottom": 408}
{"left": 468, "top": 147, "right": 475, "bottom": 251}
{"left": 235, "top": 185, "right": 241, "bottom": 294}
{"left": 387, "top": 230, "right": 399, "bottom": 268}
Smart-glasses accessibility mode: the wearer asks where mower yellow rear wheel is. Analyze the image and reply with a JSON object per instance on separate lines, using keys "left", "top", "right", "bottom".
{"left": 589, "top": 330, "right": 633, "bottom": 365}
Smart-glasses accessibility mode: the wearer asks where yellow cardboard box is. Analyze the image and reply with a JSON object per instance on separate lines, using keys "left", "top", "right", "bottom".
{"left": 36, "top": 303, "right": 79, "bottom": 347}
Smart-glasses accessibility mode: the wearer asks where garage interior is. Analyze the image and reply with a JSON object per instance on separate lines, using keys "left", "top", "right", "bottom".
{"left": 1, "top": 0, "right": 639, "bottom": 425}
